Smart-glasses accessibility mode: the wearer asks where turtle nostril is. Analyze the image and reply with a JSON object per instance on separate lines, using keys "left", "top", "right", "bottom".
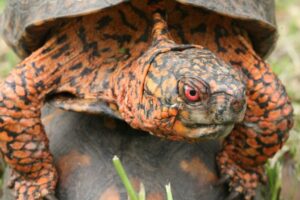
{"left": 230, "top": 99, "right": 245, "bottom": 113}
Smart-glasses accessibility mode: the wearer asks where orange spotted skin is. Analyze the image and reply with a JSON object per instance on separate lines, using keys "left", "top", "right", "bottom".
{"left": 0, "top": 1, "right": 293, "bottom": 200}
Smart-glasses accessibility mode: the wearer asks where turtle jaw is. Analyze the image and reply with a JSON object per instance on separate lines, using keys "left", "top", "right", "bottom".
{"left": 187, "top": 123, "right": 235, "bottom": 140}
{"left": 172, "top": 120, "right": 235, "bottom": 140}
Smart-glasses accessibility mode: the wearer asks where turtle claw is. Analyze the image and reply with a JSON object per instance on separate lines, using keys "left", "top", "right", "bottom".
{"left": 225, "top": 191, "right": 241, "bottom": 200}
{"left": 7, "top": 169, "right": 20, "bottom": 189}
{"left": 6, "top": 167, "right": 58, "bottom": 200}
{"left": 214, "top": 174, "right": 230, "bottom": 186}
{"left": 217, "top": 151, "right": 262, "bottom": 200}
{"left": 44, "top": 193, "right": 58, "bottom": 200}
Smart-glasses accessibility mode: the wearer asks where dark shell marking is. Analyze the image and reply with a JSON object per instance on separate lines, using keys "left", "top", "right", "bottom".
{"left": 0, "top": 1, "right": 293, "bottom": 200}
{"left": 2, "top": 0, "right": 277, "bottom": 58}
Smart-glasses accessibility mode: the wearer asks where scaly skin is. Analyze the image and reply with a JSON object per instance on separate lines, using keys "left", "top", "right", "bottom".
{"left": 170, "top": 9, "right": 294, "bottom": 199}
{"left": 0, "top": 1, "right": 293, "bottom": 199}
{"left": 215, "top": 31, "right": 293, "bottom": 199}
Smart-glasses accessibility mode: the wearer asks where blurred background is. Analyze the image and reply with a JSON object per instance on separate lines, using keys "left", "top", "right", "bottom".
{"left": 0, "top": 0, "right": 299, "bottom": 199}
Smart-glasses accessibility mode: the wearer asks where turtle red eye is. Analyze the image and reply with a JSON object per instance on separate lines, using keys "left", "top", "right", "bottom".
{"left": 184, "top": 85, "right": 200, "bottom": 102}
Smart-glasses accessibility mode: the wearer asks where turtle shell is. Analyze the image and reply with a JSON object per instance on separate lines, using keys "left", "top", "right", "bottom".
{"left": 1, "top": 106, "right": 229, "bottom": 200}
{"left": 1, "top": 0, "right": 277, "bottom": 59}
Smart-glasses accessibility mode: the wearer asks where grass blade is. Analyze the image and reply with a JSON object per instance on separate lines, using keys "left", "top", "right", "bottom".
{"left": 165, "top": 183, "right": 173, "bottom": 200}
{"left": 113, "top": 155, "right": 138, "bottom": 200}
{"left": 138, "top": 182, "right": 146, "bottom": 200}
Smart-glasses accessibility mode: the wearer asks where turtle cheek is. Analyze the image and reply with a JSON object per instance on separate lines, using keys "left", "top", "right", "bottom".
{"left": 144, "top": 72, "right": 177, "bottom": 102}
{"left": 179, "top": 104, "right": 213, "bottom": 125}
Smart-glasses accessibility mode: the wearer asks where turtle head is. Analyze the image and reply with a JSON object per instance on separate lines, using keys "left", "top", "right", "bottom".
{"left": 121, "top": 10, "right": 246, "bottom": 140}
{"left": 140, "top": 46, "right": 246, "bottom": 140}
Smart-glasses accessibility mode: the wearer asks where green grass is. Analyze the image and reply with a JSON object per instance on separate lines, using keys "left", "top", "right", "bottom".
{"left": 0, "top": 0, "right": 19, "bottom": 77}
{"left": 0, "top": 0, "right": 5, "bottom": 11}
{"left": 112, "top": 156, "right": 174, "bottom": 200}
{"left": 263, "top": 161, "right": 282, "bottom": 200}
{"left": 0, "top": 49, "right": 19, "bottom": 78}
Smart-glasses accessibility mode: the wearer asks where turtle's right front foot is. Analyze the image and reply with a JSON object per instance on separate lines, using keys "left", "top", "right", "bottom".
{"left": 0, "top": 72, "right": 60, "bottom": 199}
{"left": 216, "top": 150, "right": 266, "bottom": 200}
{"left": 0, "top": 117, "right": 59, "bottom": 200}
{"left": 8, "top": 166, "right": 58, "bottom": 200}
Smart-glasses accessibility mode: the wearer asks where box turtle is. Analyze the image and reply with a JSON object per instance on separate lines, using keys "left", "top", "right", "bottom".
{"left": 0, "top": 0, "right": 293, "bottom": 200}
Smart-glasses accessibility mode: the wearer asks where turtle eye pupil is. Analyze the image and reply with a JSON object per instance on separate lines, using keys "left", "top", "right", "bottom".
{"left": 189, "top": 90, "right": 197, "bottom": 96}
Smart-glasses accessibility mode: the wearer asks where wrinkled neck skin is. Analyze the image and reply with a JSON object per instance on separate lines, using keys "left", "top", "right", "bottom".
{"left": 16, "top": 0, "right": 253, "bottom": 140}
{"left": 113, "top": 11, "right": 203, "bottom": 136}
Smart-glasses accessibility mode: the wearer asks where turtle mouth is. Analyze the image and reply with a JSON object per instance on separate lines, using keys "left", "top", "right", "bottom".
{"left": 186, "top": 123, "right": 234, "bottom": 139}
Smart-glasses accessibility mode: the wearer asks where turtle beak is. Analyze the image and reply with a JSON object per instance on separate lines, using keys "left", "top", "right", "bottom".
{"left": 172, "top": 120, "right": 234, "bottom": 140}
{"left": 187, "top": 124, "right": 235, "bottom": 139}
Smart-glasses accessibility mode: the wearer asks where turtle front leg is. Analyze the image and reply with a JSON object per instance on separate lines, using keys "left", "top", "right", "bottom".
{"left": 0, "top": 17, "right": 100, "bottom": 199}
{"left": 216, "top": 36, "right": 293, "bottom": 199}
{"left": 0, "top": 62, "right": 61, "bottom": 199}
{"left": 0, "top": 27, "right": 81, "bottom": 198}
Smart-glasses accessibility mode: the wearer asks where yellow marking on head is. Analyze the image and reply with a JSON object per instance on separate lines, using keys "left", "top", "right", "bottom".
{"left": 109, "top": 103, "right": 118, "bottom": 111}
{"left": 161, "top": 78, "right": 176, "bottom": 92}
{"left": 173, "top": 120, "right": 189, "bottom": 136}
{"left": 180, "top": 110, "right": 190, "bottom": 119}
{"left": 145, "top": 77, "right": 161, "bottom": 97}
{"left": 151, "top": 65, "right": 170, "bottom": 77}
